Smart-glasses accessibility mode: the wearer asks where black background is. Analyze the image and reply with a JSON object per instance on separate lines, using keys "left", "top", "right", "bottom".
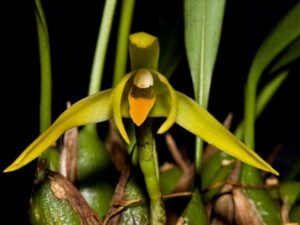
{"left": 1, "top": 0, "right": 300, "bottom": 224}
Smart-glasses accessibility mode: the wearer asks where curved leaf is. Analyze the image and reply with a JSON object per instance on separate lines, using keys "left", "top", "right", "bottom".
{"left": 235, "top": 70, "right": 289, "bottom": 139}
{"left": 269, "top": 37, "right": 300, "bottom": 74}
{"left": 241, "top": 4, "right": 300, "bottom": 224}
{"left": 244, "top": 2, "right": 300, "bottom": 147}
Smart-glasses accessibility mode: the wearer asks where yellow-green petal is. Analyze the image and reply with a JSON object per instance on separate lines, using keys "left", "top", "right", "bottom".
{"left": 112, "top": 71, "right": 136, "bottom": 144}
{"left": 4, "top": 89, "right": 113, "bottom": 172}
{"left": 151, "top": 70, "right": 177, "bottom": 134}
{"left": 175, "top": 91, "right": 279, "bottom": 175}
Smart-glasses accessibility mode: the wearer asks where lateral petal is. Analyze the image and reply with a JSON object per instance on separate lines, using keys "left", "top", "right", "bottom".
{"left": 151, "top": 70, "right": 177, "bottom": 134}
{"left": 112, "top": 71, "right": 136, "bottom": 144}
{"left": 4, "top": 89, "right": 113, "bottom": 172}
{"left": 175, "top": 91, "right": 278, "bottom": 175}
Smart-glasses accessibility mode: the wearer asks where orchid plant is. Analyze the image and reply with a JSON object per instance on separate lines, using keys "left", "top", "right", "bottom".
{"left": 4, "top": 0, "right": 300, "bottom": 224}
{"left": 4, "top": 32, "right": 277, "bottom": 175}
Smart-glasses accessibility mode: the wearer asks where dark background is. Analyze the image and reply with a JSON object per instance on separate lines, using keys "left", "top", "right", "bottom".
{"left": 2, "top": 0, "right": 299, "bottom": 224}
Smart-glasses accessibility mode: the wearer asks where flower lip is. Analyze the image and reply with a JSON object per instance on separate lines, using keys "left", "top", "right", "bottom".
{"left": 129, "top": 69, "right": 156, "bottom": 126}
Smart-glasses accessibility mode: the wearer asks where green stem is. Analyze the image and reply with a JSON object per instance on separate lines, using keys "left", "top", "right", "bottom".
{"left": 136, "top": 119, "right": 166, "bottom": 225}
{"left": 88, "top": 0, "right": 117, "bottom": 95}
{"left": 112, "top": 0, "right": 135, "bottom": 86}
{"left": 35, "top": 0, "right": 52, "bottom": 133}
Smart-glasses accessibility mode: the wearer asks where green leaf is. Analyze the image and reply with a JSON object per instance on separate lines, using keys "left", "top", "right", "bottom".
{"left": 112, "top": 0, "right": 135, "bottom": 86}
{"left": 160, "top": 166, "right": 183, "bottom": 195}
{"left": 235, "top": 70, "right": 289, "bottom": 139}
{"left": 240, "top": 168, "right": 282, "bottom": 225}
{"left": 38, "top": 146, "right": 60, "bottom": 172}
{"left": 279, "top": 182, "right": 300, "bottom": 211}
{"left": 244, "top": 2, "right": 300, "bottom": 147}
{"left": 88, "top": 0, "right": 117, "bottom": 95}
{"left": 240, "top": 4, "right": 300, "bottom": 224}
{"left": 4, "top": 89, "right": 113, "bottom": 172}
{"left": 181, "top": 190, "right": 207, "bottom": 225}
{"left": 175, "top": 91, "right": 278, "bottom": 175}
{"left": 184, "top": 0, "right": 226, "bottom": 174}
{"left": 269, "top": 37, "right": 300, "bottom": 74}
{"left": 35, "top": 0, "right": 52, "bottom": 133}
{"left": 184, "top": 0, "right": 226, "bottom": 108}
{"left": 201, "top": 151, "right": 235, "bottom": 189}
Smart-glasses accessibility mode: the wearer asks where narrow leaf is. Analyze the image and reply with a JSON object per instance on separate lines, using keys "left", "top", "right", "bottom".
{"left": 184, "top": 0, "right": 226, "bottom": 108}
{"left": 269, "top": 37, "right": 300, "bottom": 74}
{"left": 235, "top": 70, "right": 289, "bottom": 139}
{"left": 244, "top": 2, "right": 300, "bottom": 147}
{"left": 112, "top": 0, "right": 135, "bottom": 86}
{"left": 88, "top": 0, "right": 117, "bottom": 95}
{"left": 241, "top": 4, "right": 300, "bottom": 224}
{"left": 184, "top": 0, "right": 226, "bottom": 174}
{"left": 35, "top": 0, "right": 52, "bottom": 132}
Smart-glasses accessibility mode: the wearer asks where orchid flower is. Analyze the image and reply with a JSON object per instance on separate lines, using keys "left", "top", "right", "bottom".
{"left": 4, "top": 32, "right": 278, "bottom": 175}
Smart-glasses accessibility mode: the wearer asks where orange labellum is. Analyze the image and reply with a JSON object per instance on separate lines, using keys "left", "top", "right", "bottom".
{"left": 128, "top": 95, "right": 156, "bottom": 126}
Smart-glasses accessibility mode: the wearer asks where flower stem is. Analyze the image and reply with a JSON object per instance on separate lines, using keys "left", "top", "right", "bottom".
{"left": 136, "top": 119, "right": 166, "bottom": 225}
